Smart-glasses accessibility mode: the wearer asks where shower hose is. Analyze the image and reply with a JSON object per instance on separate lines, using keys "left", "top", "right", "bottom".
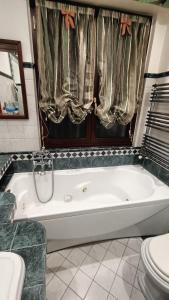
{"left": 33, "top": 162, "right": 54, "bottom": 204}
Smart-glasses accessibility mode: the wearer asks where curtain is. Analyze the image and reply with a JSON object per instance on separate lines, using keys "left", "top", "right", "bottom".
{"left": 36, "top": 0, "right": 96, "bottom": 124}
{"left": 134, "top": 0, "right": 169, "bottom": 8}
{"left": 95, "top": 10, "right": 151, "bottom": 128}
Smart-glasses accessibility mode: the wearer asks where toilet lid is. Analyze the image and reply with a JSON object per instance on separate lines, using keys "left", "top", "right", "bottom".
{"left": 148, "top": 234, "right": 169, "bottom": 278}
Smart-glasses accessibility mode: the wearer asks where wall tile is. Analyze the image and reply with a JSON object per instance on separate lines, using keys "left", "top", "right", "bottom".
{"left": 25, "top": 79, "right": 36, "bottom": 97}
{"left": 22, "top": 284, "right": 45, "bottom": 300}
{"left": 24, "top": 68, "right": 34, "bottom": 80}
{"left": 12, "top": 221, "right": 46, "bottom": 249}
{"left": 13, "top": 244, "right": 46, "bottom": 288}
{"left": 0, "top": 223, "right": 17, "bottom": 251}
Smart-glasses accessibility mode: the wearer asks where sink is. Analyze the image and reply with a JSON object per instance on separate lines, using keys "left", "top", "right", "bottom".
{"left": 0, "top": 252, "right": 25, "bottom": 300}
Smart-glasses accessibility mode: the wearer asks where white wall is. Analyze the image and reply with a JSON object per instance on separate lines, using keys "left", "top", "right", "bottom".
{"left": 0, "top": 0, "right": 40, "bottom": 152}
{"left": 0, "top": 0, "right": 169, "bottom": 152}
{"left": 0, "top": 52, "right": 11, "bottom": 76}
{"left": 133, "top": 8, "right": 169, "bottom": 146}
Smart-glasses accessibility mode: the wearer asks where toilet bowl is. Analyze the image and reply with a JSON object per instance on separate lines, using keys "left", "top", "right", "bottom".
{"left": 138, "top": 234, "right": 169, "bottom": 300}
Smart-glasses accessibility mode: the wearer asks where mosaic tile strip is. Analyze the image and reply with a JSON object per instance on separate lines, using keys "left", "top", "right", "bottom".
{"left": 0, "top": 156, "right": 12, "bottom": 180}
{"left": 23, "top": 62, "right": 35, "bottom": 69}
{"left": 11, "top": 147, "right": 141, "bottom": 161}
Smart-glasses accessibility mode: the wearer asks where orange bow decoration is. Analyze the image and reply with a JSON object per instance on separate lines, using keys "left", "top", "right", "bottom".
{"left": 61, "top": 9, "right": 75, "bottom": 30}
{"left": 120, "top": 16, "right": 132, "bottom": 36}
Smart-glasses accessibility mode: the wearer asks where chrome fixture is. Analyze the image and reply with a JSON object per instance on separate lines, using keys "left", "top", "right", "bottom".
{"left": 32, "top": 147, "right": 53, "bottom": 175}
{"left": 32, "top": 147, "right": 54, "bottom": 203}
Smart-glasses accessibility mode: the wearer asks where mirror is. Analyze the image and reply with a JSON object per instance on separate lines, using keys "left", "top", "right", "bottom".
{"left": 0, "top": 39, "right": 28, "bottom": 119}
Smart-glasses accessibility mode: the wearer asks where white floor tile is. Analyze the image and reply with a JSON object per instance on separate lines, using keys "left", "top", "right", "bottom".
{"left": 118, "top": 238, "right": 129, "bottom": 246}
{"left": 131, "top": 287, "right": 145, "bottom": 300}
{"left": 46, "top": 275, "right": 67, "bottom": 300}
{"left": 138, "top": 258, "right": 145, "bottom": 272}
{"left": 122, "top": 246, "right": 140, "bottom": 268}
{"left": 94, "top": 265, "right": 115, "bottom": 292}
{"left": 117, "top": 260, "right": 137, "bottom": 285}
{"left": 108, "top": 240, "right": 126, "bottom": 257}
{"left": 99, "top": 240, "right": 111, "bottom": 249}
{"left": 110, "top": 275, "right": 132, "bottom": 300}
{"left": 89, "top": 244, "right": 106, "bottom": 262}
{"left": 46, "top": 270, "right": 55, "bottom": 285}
{"left": 67, "top": 248, "right": 86, "bottom": 266}
{"left": 62, "top": 288, "right": 81, "bottom": 300}
{"left": 58, "top": 248, "right": 72, "bottom": 258}
{"left": 46, "top": 237, "right": 144, "bottom": 300}
{"left": 56, "top": 259, "right": 77, "bottom": 285}
{"left": 80, "top": 244, "right": 92, "bottom": 254}
{"left": 80, "top": 255, "right": 100, "bottom": 279}
{"left": 107, "top": 294, "right": 117, "bottom": 300}
{"left": 127, "top": 238, "right": 142, "bottom": 253}
{"left": 47, "top": 252, "right": 65, "bottom": 273}
{"left": 70, "top": 270, "right": 92, "bottom": 298}
{"left": 134, "top": 269, "right": 144, "bottom": 291}
{"left": 85, "top": 281, "right": 108, "bottom": 300}
{"left": 102, "top": 250, "right": 121, "bottom": 273}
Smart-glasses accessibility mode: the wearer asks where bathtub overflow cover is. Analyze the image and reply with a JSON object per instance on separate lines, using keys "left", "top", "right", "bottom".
{"left": 64, "top": 194, "right": 73, "bottom": 202}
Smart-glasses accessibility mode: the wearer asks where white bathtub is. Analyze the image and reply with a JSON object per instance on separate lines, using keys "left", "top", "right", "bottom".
{"left": 6, "top": 165, "right": 169, "bottom": 252}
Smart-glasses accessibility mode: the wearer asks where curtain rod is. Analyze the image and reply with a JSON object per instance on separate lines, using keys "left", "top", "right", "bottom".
{"left": 29, "top": 0, "right": 152, "bottom": 19}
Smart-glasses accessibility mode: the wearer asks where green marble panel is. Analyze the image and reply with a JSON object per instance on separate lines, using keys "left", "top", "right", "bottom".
{"left": 0, "top": 192, "right": 15, "bottom": 206}
{"left": 158, "top": 165, "right": 169, "bottom": 186}
{"left": 0, "top": 155, "right": 10, "bottom": 168}
{"left": 11, "top": 161, "right": 32, "bottom": 173}
{"left": 0, "top": 223, "right": 17, "bottom": 251}
{"left": 0, "top": 175, "right": 13, "bottom": 191}
{"left": 142, "top": 159, "right": 159, "bottom": 177}
{"left": 0, "top": 204, "right": 14, "bottom": 223}
{"left": 12, "top": 221, "right": 46, "bottom": 249}
{"left": 13, "top": 244, "right": 46, "bottom": 287}
{"left": 22, "top": 284, "right": 45, "bottom": 300}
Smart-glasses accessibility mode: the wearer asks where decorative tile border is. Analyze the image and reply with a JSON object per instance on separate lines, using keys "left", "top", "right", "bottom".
{"left": 144, "top": 71, "right": 169, "bottom": 78}
{"left": 11, "top": 147, "right": 141, "bottom": 161}
{"left": 0, "top": 156, "right": 12, "bottom": 180}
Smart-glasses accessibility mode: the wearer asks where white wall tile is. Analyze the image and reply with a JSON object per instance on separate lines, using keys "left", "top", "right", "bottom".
{"left": 25, "top": 79, "right": 36, "bottom": 97}
{"left": 24, "top": 68, "right": 34, "bottom": 80}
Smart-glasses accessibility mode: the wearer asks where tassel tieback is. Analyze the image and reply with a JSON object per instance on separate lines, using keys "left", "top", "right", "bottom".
{"left": 120, "top": 16, "right": 132, "bottom": 36}
{"left": 61, "top": 10, "right": 75, "bottom": 30}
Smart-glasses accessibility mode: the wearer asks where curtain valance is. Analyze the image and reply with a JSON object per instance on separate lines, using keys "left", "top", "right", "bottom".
{"left": 36, "top": 0, "right": 94, "bottom": 14}
{"left": 134, "top": 0, "right": 169, "bottom": 8}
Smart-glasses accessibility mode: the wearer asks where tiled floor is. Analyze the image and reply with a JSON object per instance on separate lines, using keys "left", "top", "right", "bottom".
{"left": 46, "top": 238, "right": 145, "bottom": 300}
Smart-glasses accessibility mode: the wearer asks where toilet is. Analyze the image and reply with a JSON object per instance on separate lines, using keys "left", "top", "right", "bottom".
{"left": 0, "top": 252, "right": 25, "bottom": 300}
{"left": 138, "top": 234, "right": 169, "bottom": 300}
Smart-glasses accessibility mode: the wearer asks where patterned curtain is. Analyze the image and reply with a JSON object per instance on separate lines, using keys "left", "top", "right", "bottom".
{"left": 134, "top": 0, "right": 169, "bottom": 8}
{"left": 36, "top": 0, "right": 96, "bottom": 124}
{"left": 95, "top": 10, "right": 151, "bottom": 128}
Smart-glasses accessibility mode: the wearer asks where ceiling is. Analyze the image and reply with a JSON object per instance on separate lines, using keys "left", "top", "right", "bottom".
{"left": 68, "top": 0, "right": 169, "bottom": 17}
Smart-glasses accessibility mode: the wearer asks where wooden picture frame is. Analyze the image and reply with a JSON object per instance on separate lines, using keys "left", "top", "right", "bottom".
{"left": 0, "top": 39, "right": 28, "bottom": 119}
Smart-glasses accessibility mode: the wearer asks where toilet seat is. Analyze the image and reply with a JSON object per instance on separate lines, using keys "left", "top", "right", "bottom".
{"left": 141, "top": 236, "right": 169, "bottom": 293}
{"left": 148, "top": 234, "right": 169, "bottom": 279}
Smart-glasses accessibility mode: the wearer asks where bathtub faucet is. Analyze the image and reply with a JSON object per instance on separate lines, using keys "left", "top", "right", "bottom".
{"left": 32, "top": 147, "right": 53, "bottom": 175}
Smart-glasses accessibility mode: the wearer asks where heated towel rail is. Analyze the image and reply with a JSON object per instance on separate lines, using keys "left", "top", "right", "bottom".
{"left": 141, "top": 82, "right": 169, "bottom": 171}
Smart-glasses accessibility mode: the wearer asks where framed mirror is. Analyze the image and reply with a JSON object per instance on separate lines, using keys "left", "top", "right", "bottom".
{"left": 0, "top": 39, "right": 28, "bottom": 119}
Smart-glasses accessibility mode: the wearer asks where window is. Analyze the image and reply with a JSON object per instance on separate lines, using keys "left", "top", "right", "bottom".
{"left": 30, "top": 0, "right": 151, "bottom": 148}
